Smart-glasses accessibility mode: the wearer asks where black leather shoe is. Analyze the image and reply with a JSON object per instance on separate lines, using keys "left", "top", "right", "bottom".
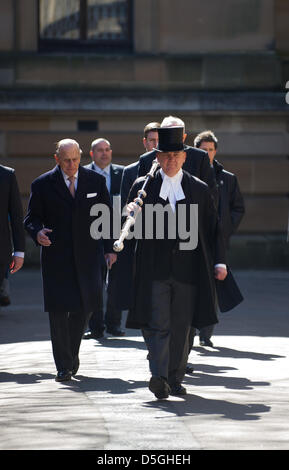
{"left": 170, "top": 384, "right": 187, "bottom": 396}
{"left": 55, "top": 370, "right": 72, "bottom": 382}
{"left": 149, "top": 376, "right": 171, "bottom": 399}
{"left": 185, "top": 364, "right": 194, "bottom": 374}
{"left": 200, "top": 338, "right": 214, "bottom": 347}
{"left": 106, "top": 328, "right": 125, "bottom": 337}
{"left": 83, "top": 331, "right": 104, "bottom": 340}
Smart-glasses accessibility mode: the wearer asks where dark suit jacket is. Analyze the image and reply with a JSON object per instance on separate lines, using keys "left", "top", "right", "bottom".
{"left": 138, "top": 145, "right": 217, "bottom": 203}
{"left": 0, "top": 165, "right": 25, "bottom": 267}
{"left": 24, "top": 165, "right": 113, "bottom": 313}
{"left": 84, "top": 162, "right": 124, "bottom": 199}
{"left": 214, "top": 159, "right": 245, "bottom": 248}
{"left": 120, "top": 161, "right": 139, "bottom": 209}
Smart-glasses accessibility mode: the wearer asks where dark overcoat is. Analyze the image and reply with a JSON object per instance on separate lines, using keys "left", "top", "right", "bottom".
{"left": 84, "top": 162, "right": 124, "bottom": 200}
{"left": 126, "top": 170, "right": 226, "bottom": 330}
{"left": 120, "top": 161, "right": 139, "bottom": 209}
{"left": 24, "top": 165, "right": 113, "bottom": 313}
{"left": 115, "top": 148, "right": 217, "bottom": 311}
{"left": 0, "top": 165, "right": 25, "bottom": 267}
{"left": 214, "top": 159, "right": 245, "bottom": 248}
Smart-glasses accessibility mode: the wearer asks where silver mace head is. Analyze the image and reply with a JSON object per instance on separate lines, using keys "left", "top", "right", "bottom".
{"left": 113, "top": 240, "right": 124, "bottom": 252}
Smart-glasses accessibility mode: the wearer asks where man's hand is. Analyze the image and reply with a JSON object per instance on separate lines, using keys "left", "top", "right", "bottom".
{"left": 37, "top": 228, "right": 52, "bottom": 246}
{"left": 214, "top": 265, "right": 227, "bottom": 281}
{"left": 105, "top": 253, "right": 117, "bottom": 269}
{"left": 10, "top": 256, "right": 24, "bottom": 274}
{"left": 126, "top": 201, "right": 142, "bottom": 217}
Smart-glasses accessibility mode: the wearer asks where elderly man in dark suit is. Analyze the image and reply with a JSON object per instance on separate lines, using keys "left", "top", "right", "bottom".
{"left": 24, "top": 139, "right": 116, "bottom": 382}
{"left": 0, "top": 165, "right": 25, "bottom": 291}
{"left": 125, "top": 127, "right": 227, "bottom": 399}
{"left": 83, "top": 138, "right": 124, "bottom": 338}
{"left": 189, "top": 130, "right": 245, "bottom": 347}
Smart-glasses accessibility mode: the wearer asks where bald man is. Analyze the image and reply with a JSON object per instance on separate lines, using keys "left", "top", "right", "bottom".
{"left": 24, "top": 139, "right": 116, "bottom": 382}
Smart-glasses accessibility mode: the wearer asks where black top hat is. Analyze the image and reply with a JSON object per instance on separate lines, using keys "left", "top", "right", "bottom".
{"left": 155, "top": 127, "right": 185, "bottom": 152}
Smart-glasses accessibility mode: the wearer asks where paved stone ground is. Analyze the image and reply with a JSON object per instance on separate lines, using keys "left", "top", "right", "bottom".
{"left": 0, "top": 268, "right": 288, "bottom": 451}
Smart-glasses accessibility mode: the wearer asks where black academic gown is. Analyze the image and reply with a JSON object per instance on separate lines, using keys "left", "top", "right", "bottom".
{"left": 126, "top": 170, "right": 227, "bottom": 330}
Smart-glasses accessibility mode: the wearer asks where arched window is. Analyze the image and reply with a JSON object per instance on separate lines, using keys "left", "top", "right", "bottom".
{"left": 38, "top": 0, "right": 132, "bottom": 52}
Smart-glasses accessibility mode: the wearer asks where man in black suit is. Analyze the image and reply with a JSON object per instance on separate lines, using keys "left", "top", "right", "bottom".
{"left": 24, "top": 139, "right": 116, "bottom": 381}
{"left": 125, "top": 127, "right": 227, "bottom": 399}
{"left": 84, "top": 138, "right": 124, "bottom": 338}
{"left": 189, "top": 130, "right": 245, "bottom": 347}
{"left": 0, "top": 165, "right": 25, "bottom": 291}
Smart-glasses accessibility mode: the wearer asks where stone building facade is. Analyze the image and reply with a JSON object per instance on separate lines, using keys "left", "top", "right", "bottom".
{"left": 0, "top": 0, "right": 288, "bottom": 266}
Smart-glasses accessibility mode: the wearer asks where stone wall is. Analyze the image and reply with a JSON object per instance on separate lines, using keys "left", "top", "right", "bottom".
{"left": 0, "top": 0, "right": 288, "bottom": 267}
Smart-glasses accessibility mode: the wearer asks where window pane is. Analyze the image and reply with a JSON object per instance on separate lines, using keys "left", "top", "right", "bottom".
{"left": 39, "top": 0, "right": 80, "bottom": 40}
{"left": 87, "top": 0, "right": 130, "bottom": 41}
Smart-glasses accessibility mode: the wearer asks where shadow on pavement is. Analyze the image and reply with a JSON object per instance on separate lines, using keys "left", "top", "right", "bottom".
{"left": 61, "top": 375, "right": 148, "bottom": 396}
{"left": 143, "top": 394, "right": 271, "bottom": 421}
{"left": 191, "top": 346, "right": 285, "bottom": 361}
{"left": 0, "top": 371, "right": 55, "bottom": 384}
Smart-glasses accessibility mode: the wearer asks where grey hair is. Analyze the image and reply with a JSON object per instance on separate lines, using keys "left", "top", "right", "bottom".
{"left": 55, "top": 138, "right": 82, "bottom": 156}
{"left": 161, "top": 115, "right": 185, "bottom": 130}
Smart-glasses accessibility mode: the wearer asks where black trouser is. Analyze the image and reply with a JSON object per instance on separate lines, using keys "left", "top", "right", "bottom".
{"left": 142, "top": 279, "right": 196, "bottom": 387}
{"left": 48, "top": 310, "right": 90, "bottom": 372}
{"left": 0, "top": 264, "right": 7, "bottom": 288}
{"left": 190, "top": 324, "right": 215, "bottom": 347}
{"left": 88, "top": 263, "right": 122, "bottom": 333}
{"left": 105, "top": 262, "right": 122, "bottom": 330}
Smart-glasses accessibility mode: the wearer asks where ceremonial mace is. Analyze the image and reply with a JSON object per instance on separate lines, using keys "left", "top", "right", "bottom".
{"left": 113, "top": 159, "right": 160, "bottom": 252}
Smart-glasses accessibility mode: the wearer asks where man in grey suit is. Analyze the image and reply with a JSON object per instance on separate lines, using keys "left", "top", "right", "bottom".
{"left": 0, "top": 165, "right": 25, "bottom": 292}
{"left": 84, "top": 138, "right": 124, "bottom": 338}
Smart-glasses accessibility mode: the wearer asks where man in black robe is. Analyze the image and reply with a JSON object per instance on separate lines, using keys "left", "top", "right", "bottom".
{"left": 125, "top": 127, "right": 227, "bottom": 399}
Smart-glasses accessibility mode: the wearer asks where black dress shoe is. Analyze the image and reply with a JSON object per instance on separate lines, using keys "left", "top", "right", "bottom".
{"left": 149, "top": 376, "right": 171, "bottom": 399}
{"left": 83, "top": 330, "right": 104, "bottom": 340}
{"left": 185, "top": 364, "right": 194, "bottom": 374}
{"left": 106, "top": 328, "right": 125, "bottom": 337}
{"left": 200, "top": 338, "right": 214, "bottom": 347}
{"left": 170, "top": 384, "right": 187, "bottom": 396}
{"left": 55, "top": 370, "right": 72, "bottom": 382}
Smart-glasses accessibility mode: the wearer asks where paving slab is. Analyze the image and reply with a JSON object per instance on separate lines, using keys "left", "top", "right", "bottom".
{"left": 0, "top": 268, "right": 288, "bottom": 451}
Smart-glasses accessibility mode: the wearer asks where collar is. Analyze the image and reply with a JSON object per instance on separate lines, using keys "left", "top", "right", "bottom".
{"left": 159, "top": 168, "right": 185, "bottom": 211}
{"left": 93, "top": 163, "right": 111, "bottom": 175}
{"left": 61, "top": 168, "right": 79, "bottom": 181}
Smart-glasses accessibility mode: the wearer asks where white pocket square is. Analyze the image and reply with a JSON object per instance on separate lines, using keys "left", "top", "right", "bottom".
{"left": 87, "top": 192, "right": 97, "bottom": 198}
